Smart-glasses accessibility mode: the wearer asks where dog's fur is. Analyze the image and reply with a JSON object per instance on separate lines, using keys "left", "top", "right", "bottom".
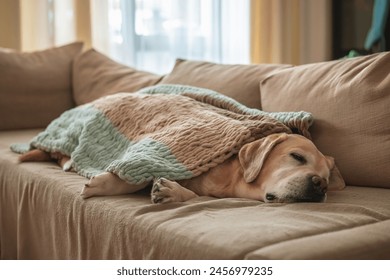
{"left": 19, "top": 133, "right": 345, "bottom": 203}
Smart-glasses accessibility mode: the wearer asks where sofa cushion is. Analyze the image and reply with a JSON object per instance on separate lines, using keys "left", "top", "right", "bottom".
{"left": 72, "top": 49, "right": 162, "bottom": 105}
{"left": 0, "top": 42, "right": 83, "bottom": 130}
{"left": 160, "top": 58, "right": 290, "bottom": 109}
{"left": 260, "top": 52, "right": 390, "bottom": 188}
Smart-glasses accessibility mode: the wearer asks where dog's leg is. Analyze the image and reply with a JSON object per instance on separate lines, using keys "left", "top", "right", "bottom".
{"left": 151, "top": 177, "right": 198, "bottom": 204}
{"left": 19, "top": 149, "right": 51, "bottom": 162}
{"left": 81, "top": 172, "right": 148, "bottom": 199}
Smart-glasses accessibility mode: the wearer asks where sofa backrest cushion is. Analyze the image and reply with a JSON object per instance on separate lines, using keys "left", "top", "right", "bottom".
{"left": 72, "top": 49, "right": 162, "bottom": 105}
{"left": 160, "top": 58, "right": 290, "bottom": 109}
{"left": 0, "top": 42, "right": 83, "bottom": 130}
{"left": 260, "top": 52, "right": 390, "bottom": 188}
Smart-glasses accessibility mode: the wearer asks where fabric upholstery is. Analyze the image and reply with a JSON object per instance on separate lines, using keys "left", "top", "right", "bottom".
{"left": 1, "top": 130, "right": 390, "bottom": 260}
{"left": 260, "top": 52, "right": 390, "bottom": 189}
{"left": 72, "top": 49, "right": 162, "bottom": 105}
{"left": 0, "top": 42, "right": 83, "bottom": 130}
{"left": 160, "top": 58, "right": 290, "bottom": 109}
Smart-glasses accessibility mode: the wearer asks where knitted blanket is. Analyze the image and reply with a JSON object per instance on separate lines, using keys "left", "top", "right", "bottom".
{"left": 11, "top": 85, "right": 313, "bottom": 184}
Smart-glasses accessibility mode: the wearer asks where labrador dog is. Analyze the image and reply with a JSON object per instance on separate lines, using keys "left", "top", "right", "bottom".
{"left": 19, "top": 133, "right": 345, "bottom": 203}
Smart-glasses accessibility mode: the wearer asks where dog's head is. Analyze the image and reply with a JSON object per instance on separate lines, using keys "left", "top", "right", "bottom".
{"left": 238, "top": 133, "right": 345, "bottom": 203}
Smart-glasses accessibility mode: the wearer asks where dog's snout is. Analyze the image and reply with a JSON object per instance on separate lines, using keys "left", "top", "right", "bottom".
{"left": 311, "top": 175, "right": 328, "bottom": 194}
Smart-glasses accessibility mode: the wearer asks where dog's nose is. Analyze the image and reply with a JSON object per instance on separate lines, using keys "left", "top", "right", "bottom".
{"left": 311, "top": 175, "right": 328, "bottom": 194}
{"left": 266, "top": 193, "right": 277, "bottom": 201}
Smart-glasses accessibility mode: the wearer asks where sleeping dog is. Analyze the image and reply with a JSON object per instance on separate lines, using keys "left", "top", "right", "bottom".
{"left": 19, "top": 133, "right": 345, "bottom": 203}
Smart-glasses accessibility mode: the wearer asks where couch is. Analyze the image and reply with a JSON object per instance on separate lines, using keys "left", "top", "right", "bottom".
{"left": 1, "top": 43, "right": 389, "bottom": 260}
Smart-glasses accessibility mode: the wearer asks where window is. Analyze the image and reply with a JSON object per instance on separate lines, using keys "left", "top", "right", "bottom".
{"left": 91, "top": 0, "right": 249, "bottom": 74}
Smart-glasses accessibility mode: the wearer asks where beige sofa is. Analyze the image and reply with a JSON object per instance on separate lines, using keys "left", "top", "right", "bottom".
{"left": 1, "top": 43, "right": 389, "bottom": 259}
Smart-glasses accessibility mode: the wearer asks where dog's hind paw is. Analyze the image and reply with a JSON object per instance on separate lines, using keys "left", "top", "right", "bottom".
{"left": 80, "top": 182, "right": 95, "bottom": 199}
{"left": 80, "top": 174, "right": 106, "bottom": 199}
{"left": 80, "top": 172, "right": 149, "bottom": 199}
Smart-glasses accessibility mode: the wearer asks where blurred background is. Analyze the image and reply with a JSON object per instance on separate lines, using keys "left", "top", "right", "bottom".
{"left": 0, "top": 0, "right": 388, "bottom": 74}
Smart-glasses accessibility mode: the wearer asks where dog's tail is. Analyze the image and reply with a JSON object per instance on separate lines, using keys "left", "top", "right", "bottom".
{"left": 19, "top": 149, "right": 52, "bottom": 162}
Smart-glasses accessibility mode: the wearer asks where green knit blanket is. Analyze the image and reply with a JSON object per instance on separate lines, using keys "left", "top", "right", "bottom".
{"left": 11, "top": 85, "right": 313, "bottom": 184}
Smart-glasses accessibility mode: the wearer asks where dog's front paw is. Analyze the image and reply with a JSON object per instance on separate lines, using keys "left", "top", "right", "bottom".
{"left": 151, "top": 177, "right": 198, "bottom": 204}
{"left": 151, "top": 178, "right": 181, "bottom": 204}
{"left": 151, "top": 178, "right": 175, "bottom": 204}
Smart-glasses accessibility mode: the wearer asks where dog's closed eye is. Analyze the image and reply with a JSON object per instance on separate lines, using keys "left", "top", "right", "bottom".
{"left": 290, "top": 152, "right": 306, "bottom": 164}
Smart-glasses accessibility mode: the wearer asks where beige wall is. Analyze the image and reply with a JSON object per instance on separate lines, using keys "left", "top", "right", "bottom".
{"left": 0, "top": 0, "right": 21, "bottom": 49}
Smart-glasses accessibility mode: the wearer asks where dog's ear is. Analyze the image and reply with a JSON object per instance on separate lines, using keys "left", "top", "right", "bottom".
{"left": 239, "top": 133, "right": 288, "bottom": 183}
{"left": 325, "top": 156, "right": 346, "bottom": 190}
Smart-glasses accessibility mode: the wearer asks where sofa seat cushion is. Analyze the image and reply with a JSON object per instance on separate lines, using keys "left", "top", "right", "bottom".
{"left": 160, "top": 59, "right": 290, "bottom": 109}
{"left": 260, "top": 52, "right": 390, "bottom": 189}
{"left": 1, "top": 130, "right": 390, "bottom": 260}
{"left": 0, "top": 43, "right": 83, "bottom": 130}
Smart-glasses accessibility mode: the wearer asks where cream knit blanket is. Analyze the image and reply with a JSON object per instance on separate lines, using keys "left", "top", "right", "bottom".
{"left": 11, "top": 85, "right": 313, "bottom": 184}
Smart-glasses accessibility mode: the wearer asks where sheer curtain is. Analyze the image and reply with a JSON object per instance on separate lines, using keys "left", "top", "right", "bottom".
{"left": 6, "top": 0, "right": 333, "bottom": 68}
{"left": 12, "top": 0, "right": 249, "bottom": 74}
{"left": 91, "top": 0, "right": 250, "bottom": 74}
